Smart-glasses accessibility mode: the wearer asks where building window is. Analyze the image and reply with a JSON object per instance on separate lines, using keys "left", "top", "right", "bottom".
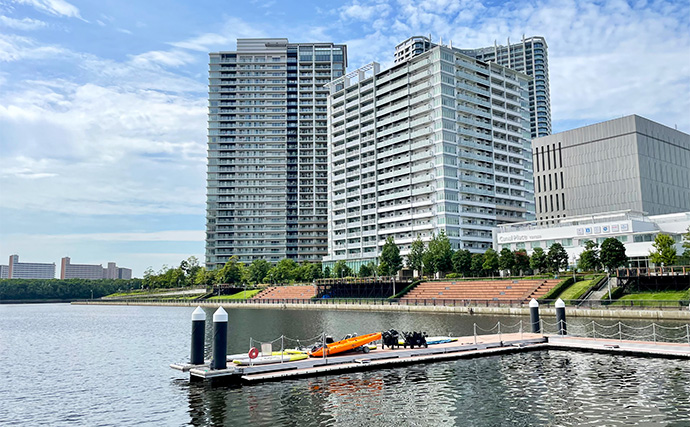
{"left": 561, "top": 193, "right": 565, "bottom": 210}
{"left": 558, "top": 142, "right": 563, "bottom": 167}
{"left": 549, "top": 174, "right": 553, "bottom": 191}
{"left": 560, "top": 171, "right": 564, "bottom": 188}
{"left": 550, "top": 194, "right": 554, "bottom": 211}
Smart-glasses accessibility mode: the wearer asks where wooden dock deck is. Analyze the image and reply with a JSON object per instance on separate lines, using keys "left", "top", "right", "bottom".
{"left": 170, "top": 332, "right": 690, "bottom": 384}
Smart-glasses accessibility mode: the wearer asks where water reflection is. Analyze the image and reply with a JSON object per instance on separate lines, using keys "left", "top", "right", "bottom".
{"left": 181, "top": 350, "right": 690, "bottom": 426}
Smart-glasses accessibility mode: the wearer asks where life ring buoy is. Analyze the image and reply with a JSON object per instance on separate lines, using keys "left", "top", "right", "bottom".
{"left": 248, "top": 347, "right": 259, "bottom": 359}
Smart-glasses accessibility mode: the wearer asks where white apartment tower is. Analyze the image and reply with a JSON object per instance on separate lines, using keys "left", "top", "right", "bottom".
{"left": 395, "top": 36, "right": 551, "bottom": 139}
{"left": 324, "top": 45, "right": 534, "bottom": 270}
{"left": 461, "top": 36, "right": 551, "bottom": 139}
{"left": 206, "top": 39, "right": 347, "bottom": 268}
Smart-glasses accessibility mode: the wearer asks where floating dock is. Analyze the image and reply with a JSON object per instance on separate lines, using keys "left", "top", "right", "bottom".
{"left": 170, "top": 332, "right": 690, "bottom": 384}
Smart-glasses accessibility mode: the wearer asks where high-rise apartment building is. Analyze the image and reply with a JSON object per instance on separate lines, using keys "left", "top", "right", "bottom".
{"left": 461, "top": 36, "right": 551, "bottom": 139}
{"left": 7, "top": 254, "right": 55, "bottom": 279}
{"left": 324, "top": 44, "right": 534, "bottom": 270}
{"left": 206, "top": 38, "right": 347, "bottom": 269}
{"left": 532, "top": 115, "right": 690, "bottom": 223}
{"left": 395, "top": 36, "right": 551, "bottom": 139}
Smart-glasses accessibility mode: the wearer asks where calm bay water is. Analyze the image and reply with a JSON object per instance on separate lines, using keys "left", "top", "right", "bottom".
{"left": 0, "top": 303, "right": 689, "bottom": 426}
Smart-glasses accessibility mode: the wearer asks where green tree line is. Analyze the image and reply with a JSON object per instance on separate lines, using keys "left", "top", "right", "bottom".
{"left": 0, "top": 278, "right": 142, "bottom": 300}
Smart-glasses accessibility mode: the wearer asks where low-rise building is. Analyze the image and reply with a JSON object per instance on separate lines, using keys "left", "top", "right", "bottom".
{"left": 493, "top": 210, "right": 690, "bottom": 268}
{"left": 61, "top": 257, "right": 133, "bottom": 280}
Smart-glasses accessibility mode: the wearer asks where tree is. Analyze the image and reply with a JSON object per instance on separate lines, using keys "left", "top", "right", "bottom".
{"left": 270, "top": 259, "right": 299, "bottom": 283}
{"left": 649, "top": 233, "right": 677, "bottom": 266}
{"left": 482, "top": 249, "right": 499, "bottom": 276}
{"left": 452, "top": 249, "right": 472, "bottom": 277}
{"left": 406, "top": 236, "right": 426, "bottom": 276}
{"left": 323, "top": 266, "right": 332, "bottom": 279}
{"left": 530, "top": 247, "right": 547, "bottom": 273}
{"left": 498, "top": 248, "right": 515, "bottom": 275}
{"left": 514, "top": 249, "right": 530, "bottom": 275}
{"left": 358, "top": 263, "right": 373, "bottom": 278}
{"left": 333, "top": 260, "right": 352, "bottom": 278}
{"left": 216, "top": 256, "right": 244, "bottom": 284}
{"left": 600, "top": 238, "right": 627, "bottom": 272}
{"left": 248, "top": 259, "right": 271, "bottom": 284}
{"left": 578, "top": 240, "right": 600, "bottom": 271}
{"left": 380, "top": 236, "right": 403, "bottom": 276}
{"left": 426, "top": 231, "right": 453, "bottom": 276}
{"left": 547, "top": 243, "right": 568, "bottom": 272}
{"left": 470, "top": 253, "right": 484, "bottom": 276}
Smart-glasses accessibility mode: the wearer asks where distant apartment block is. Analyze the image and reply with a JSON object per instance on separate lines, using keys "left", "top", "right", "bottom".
{"left": 324, "top": 43, "right": 534, "bottom": 269}
{"left": 395, "top": 36, "right": 551, "bottom": 139}
{"left": 60, "top": 257, "right": 132, "bottom": 280}
{"left": 7, "top": 254, "right": 55, "bottom": 279}
{"left": 0, "top": 264, "right": 8, "bottom": 279}
{"left": 206, "top": 38, "right": 347, "bottom": 269}
{"left": 532, "top": 115, "right": 690, "bottom": 223}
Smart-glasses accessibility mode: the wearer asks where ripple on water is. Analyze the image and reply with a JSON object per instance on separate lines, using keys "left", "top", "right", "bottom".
{"left": 1, "top": 305, "right": 689, "bottom": 426}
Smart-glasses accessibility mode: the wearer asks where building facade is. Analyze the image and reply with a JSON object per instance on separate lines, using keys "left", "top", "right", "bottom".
{"left": 0, "top": 264, "right": 8, "bottom": 279}
{"left": 532, "top": 115, "right": 690, "bottom": 223}
{"left": 59, "top": 257, "right": 132, "bottom": 280}
{"left": 324, "top": 44, "right": 534, "bottom": 270}
{"left": 494, "top": 210, "right": 690, "bottom": 268}
{"left": 206, "top": 38, "right": 347, "bottom": 269}
{"left": 7, "top": 254, "right": 55, "bottom": 279}
{"left": 395, "top": 36, "right": 551, "bottom": 139}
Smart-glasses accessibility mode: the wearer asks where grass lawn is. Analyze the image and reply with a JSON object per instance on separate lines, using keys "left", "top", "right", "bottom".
{"left": 557, "top": 279, "right": 594, "bottom": 301}
{"left": 208, "top": 289, "right": 261, "bottom": 300}
{"left": 609, "top": 290, "right": 690, "bottom": 306}
{"left": 104, "top": 290, "right": 149, "bottom": 298}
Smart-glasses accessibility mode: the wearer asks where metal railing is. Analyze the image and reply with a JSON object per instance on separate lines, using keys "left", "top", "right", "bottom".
{"left": 88, "top": 297, "right": 690, "bottom": 310}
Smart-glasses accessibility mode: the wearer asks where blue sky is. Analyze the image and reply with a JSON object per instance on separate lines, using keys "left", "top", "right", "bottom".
{"left": 1, "top": 0, "right": 688, "bottom": 277}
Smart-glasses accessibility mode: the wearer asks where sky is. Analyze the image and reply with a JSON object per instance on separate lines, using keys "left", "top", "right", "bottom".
{"left": 0, "top": 0, "right": 688, "bottom": 277}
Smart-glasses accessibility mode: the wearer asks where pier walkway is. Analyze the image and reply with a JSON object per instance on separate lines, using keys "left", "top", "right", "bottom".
{"left": 171, "top": 331, "right": 690, "bottom": 384}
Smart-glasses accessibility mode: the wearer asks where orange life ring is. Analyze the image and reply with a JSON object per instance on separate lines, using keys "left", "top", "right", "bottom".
{"left": 248, "top": 347, "right": 259, "bottom": 359}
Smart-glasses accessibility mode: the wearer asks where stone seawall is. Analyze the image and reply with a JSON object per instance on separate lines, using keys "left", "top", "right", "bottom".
{"left": 72, "top": 300, "right": 690, "bottom": 321}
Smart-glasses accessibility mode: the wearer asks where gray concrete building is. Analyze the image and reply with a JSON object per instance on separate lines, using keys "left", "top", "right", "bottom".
{"left": 7, "top": 254, "right": 55, "bottom": 279}
{"left": 0, "top": 264, "right": 8, "bottom": 279}
{"left": 395, "top": 36, "right": 551, "bottom": 139}
{"left": 532, "top": 115, "right": 690, "bottom": 223}
{"left": 206, "top": 38, "right": 347, "bottom": 268}
{"left": 324, "top": 43, "right": 534, "bottom": 270}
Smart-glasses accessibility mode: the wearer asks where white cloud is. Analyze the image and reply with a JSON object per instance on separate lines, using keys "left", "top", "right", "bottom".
{"left": 339, "top": 0, "right": 391, "bottom": 21}
{"left": 25, "top": 230, "right": 205, "bottom": 242}
{"left": 130, "top": 49, "right": 196, "bottom": 68}
{"left": 0, "top": 15, "right": 47, "bottom": 30}
{"left": 0, "top": 33, "right": 67, "bottom": 61}
{"left": 13, "top": 0, "right": 83, "bottom": 19}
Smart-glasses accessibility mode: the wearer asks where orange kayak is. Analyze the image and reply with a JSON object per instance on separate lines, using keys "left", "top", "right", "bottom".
{"left": 309, "top": 332, "right": 382, "bottom": 357}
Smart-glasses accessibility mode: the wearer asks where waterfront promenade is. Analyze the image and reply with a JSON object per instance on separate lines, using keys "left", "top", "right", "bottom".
{"left": 74, "top": 299, "right": 690, "bottom": 320}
